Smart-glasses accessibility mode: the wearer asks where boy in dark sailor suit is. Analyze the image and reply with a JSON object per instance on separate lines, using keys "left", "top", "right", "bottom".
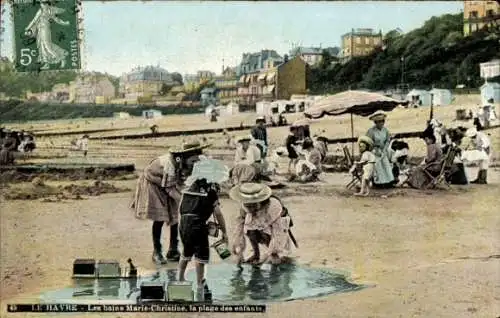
{"left": 177, "top": 158, "right": 229, "bottom": 291}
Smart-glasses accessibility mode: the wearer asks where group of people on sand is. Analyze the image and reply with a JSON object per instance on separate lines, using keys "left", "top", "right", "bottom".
{"left": 0, "top": 128, "right": 36, "bottom": 166}
{"left": 348, "top": 109, "right": 493, "bottom": 196}
{"left": 130, "top": 138, "right": 295, "bottom": 294}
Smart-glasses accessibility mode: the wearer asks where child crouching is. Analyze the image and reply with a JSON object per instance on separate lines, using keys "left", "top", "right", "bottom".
{"left": 350, "top": 136, "right": 376, "bottom": 196}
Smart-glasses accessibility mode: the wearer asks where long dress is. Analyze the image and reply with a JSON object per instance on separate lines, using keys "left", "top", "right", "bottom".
{"left": 130, "top": 153, "right": 181, "bottom": 224}
{"left": 26, "top": 5, "right": 68, "bottom": 66}
{"left": 366, "top": 126, "right": 395, "bottom": 185}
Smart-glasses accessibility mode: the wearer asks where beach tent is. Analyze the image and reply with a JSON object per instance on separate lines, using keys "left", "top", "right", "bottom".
{"left": 406, "top": 89, "right": 432, "bottom": 107}
{"left": 256, "top": 101, "right": 273, "bottom": 115}
{"left": 429, "top": 89, "right": 453, "bottom": 106}
{"left": 113, "top": 112, "right": 131, "bottom": 119}
{"left": 480, "top": 82, "right": 500, "bottom": 105}
{"left": 225, "top": 102, "right": 239, "bottom": 115}
{"left": 142, "top": 109, "right": 162, "bottom": 119}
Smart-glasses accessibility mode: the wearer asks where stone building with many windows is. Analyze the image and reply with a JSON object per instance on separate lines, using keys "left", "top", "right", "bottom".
{"left": 340, "top": 28, "right": 383, "bottom": 61}
{"left": 119, "top": 66, "right": 180, "bottom": 100}
{"left": 463, "top": 0, "right": 500, "bottom": 36}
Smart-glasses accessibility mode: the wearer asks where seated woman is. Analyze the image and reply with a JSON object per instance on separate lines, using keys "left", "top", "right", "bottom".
{"left": 230, "top": 136, "right": 263, "bottom": 185}
{"left": 403, "top": 134, "right": 443, "bottom": 189}
{"left": 229, "top": 183, "right": 295, "bottom": 265}
{"left": 294, "top": 138, "right": 322, "bottom": 182}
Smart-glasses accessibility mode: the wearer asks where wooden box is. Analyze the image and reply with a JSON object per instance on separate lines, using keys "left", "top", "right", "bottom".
{"left": 72, "top": 259, "right": 96, "bottom": 278}
{"left": 166, "top": 281, "right": 193, "bottom": 302}
{"left": 140, "top": 281, "right": 165, "bottom": 301}
{"left": 96, "top": 260, "right": 121, "bottom": 278}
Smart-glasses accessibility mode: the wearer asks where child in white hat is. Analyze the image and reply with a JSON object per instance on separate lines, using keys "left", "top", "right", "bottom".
{"left": 350, "top": 136, "right": 376, "bottom": 196}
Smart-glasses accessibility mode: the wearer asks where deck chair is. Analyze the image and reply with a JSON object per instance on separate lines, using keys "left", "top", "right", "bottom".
{"left": 424, "top": 145, "right": 459, "bottom": 189}
{"left": 344, "top": 146, "right": 362, "bottom": 189}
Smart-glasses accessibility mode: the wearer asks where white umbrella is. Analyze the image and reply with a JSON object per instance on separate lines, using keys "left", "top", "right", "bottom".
{"left": 185, "top": 157, "right": 230, "bottom": 185}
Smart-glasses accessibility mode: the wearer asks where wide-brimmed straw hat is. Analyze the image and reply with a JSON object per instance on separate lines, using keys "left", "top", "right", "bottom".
{"left": 358, "top": 135, "right": 374, "bottom": 147}
{"left": 368, "top": 110, "right": 387, "bottom": 122}
{"left": 465, "top": 127, "right": 478, "bottom": 138}
{"left": 171, "top": 140, "right": 211, "bottom": 154}
{"left": 235, "top": 135, "right": 252, "bottom": 143}
{"left": 229, "top": 182, "right": 272, "bottom": 204}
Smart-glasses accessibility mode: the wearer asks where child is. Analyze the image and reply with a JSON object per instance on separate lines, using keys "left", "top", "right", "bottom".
{"left": 285, "top": 126, "right": 299, "bottom": 174}
{"left": 350, "top": 136, "right": 376, "bottom": 196}
{"left": 177, "top": 168, "right": 228, "bottom": 293}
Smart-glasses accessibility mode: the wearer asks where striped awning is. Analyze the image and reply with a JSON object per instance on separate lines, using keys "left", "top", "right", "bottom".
{"left": 239, "top": 75, "right": 246, "bottom": 83}
{"left": 258, "top": 73, "right": 267, "bottom": 81}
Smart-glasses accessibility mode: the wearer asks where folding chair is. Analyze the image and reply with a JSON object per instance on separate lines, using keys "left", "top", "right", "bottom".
{"left": 343, "top": 146, "right": 362, "bottom": 189}
{"left": 424, "top": 145, "right": 458, "bottom": 189}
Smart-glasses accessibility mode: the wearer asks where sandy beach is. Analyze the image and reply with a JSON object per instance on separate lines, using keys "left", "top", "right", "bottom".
{"left": 1, "top": 96, "right": 499, "bottom": 317}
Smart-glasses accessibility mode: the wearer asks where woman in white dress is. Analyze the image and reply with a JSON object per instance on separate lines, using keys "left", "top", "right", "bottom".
{"left": 25, "top": 3, "right": 70, "bottom": 69}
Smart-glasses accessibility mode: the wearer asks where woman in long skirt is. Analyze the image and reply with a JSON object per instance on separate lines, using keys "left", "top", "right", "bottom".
{"left": 366, "top": 111, "right": 395, "bottom": 187}
{"left": 130, "top": 141, "right": 209, "bottom": 264}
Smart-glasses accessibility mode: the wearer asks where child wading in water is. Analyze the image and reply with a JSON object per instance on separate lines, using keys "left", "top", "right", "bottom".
{"left": 350, "top": 136, "right": 376, "bottom": 196}
{"left": 177, "top": 159, "right": 229, "bottom": 293}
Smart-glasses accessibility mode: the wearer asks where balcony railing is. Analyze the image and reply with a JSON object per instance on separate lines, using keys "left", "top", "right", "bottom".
{"left": 464, "top": 13, "right": 500, "bottom": 24}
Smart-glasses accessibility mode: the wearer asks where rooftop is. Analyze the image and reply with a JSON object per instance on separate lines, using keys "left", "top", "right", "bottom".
{"left": 342, "top": 28, "right": 382, "bottom": 38}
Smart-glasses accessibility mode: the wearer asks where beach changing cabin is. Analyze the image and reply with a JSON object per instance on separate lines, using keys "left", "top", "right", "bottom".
{"left": 480, "top": 82, "right": 500, "bottom": 105}
{"left": 225, "top": 102, "right": 239, "bottom": 115}
{"left": 142, "top": 109, "right": 162, "bottom": 119}
{"left": 256, "top": 101, "right": 273, "bottom": 116}
{"left": 113, "top": 112, "right": 131, "bottom": 119}
{"left": 429, "top": 89, "right": 453, "bottom": 106}
{"left": 406, "top": 89, "right": 432, "bottom": 107}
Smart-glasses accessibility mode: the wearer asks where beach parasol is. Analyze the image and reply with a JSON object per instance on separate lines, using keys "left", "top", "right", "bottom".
{"left": 185, "top": 157, "right": 230, "bottom": 185}
{"left": 303, "top": 90, "right": 408, "bottom": 153}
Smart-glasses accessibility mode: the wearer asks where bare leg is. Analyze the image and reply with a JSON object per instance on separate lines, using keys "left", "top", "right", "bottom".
{"left": 177, "top": 259, "right": 189, "bottom": 281}
{"left": 244, "top": 231, "right": 261, "bottom": 264}
{"left": 195, "top": 262, "right": 205, "bottom": 286}
{"left": 354, "top": 179, "right": 367, "bottom": 196}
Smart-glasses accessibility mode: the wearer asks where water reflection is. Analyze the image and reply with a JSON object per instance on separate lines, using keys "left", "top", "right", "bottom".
{"left": 228, "top": 264, "right": 294, "bottom": 301}
{"left": 41, "top": 264, "right": 366, "bottom": 304}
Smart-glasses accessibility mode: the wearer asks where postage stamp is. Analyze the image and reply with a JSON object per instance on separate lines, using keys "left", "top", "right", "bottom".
{"left": 11, "top": 0, "right": 81, "bottom": 72}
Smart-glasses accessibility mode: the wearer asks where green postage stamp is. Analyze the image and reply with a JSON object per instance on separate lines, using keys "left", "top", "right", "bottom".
{"left": 11, "top": 0, "right": 81, "bottom": 72}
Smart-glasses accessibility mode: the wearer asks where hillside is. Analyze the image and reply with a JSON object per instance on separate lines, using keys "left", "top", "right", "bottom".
{"left": 0, "top": 60, "right": 120, "bottom": 98}
{"left": 308, "top": 13, "right": 500, "bottom": 93}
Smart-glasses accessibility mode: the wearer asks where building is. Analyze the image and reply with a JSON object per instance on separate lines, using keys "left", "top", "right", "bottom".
{"left": 119, "top": 66, "right": 179, "bottom": 100}
{"left": 341, "top": 28, "right": 383, "bottom": 61}
{"left": 237, "top": 56, "right": 307, "bottom": 104}
{"left": 70, "top": 75, "right": 116, "bottom": 104}
{"left": 480, "top": 59, "right": 500, "bottom": 79}
{"left": 142, "top": 109, "right": 163, "bottom": 119}
{"left": 276, "top": 56, "right": 308, "bottom": 100}
{"left": 290, "top": 46, "right": 340, "bottom": 66}
{"left": 215, "top": 67, "right": 239, "bottom": 104}
{"left": 463, "top": 0, "right": 500, "bottom": 36}
{"left": 236, "top": 50, "right": 283, "bottom": 76}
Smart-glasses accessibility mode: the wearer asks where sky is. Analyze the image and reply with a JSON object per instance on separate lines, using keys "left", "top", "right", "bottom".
{"left": 0, "top": 1, "right": 463, "bottom": 77}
